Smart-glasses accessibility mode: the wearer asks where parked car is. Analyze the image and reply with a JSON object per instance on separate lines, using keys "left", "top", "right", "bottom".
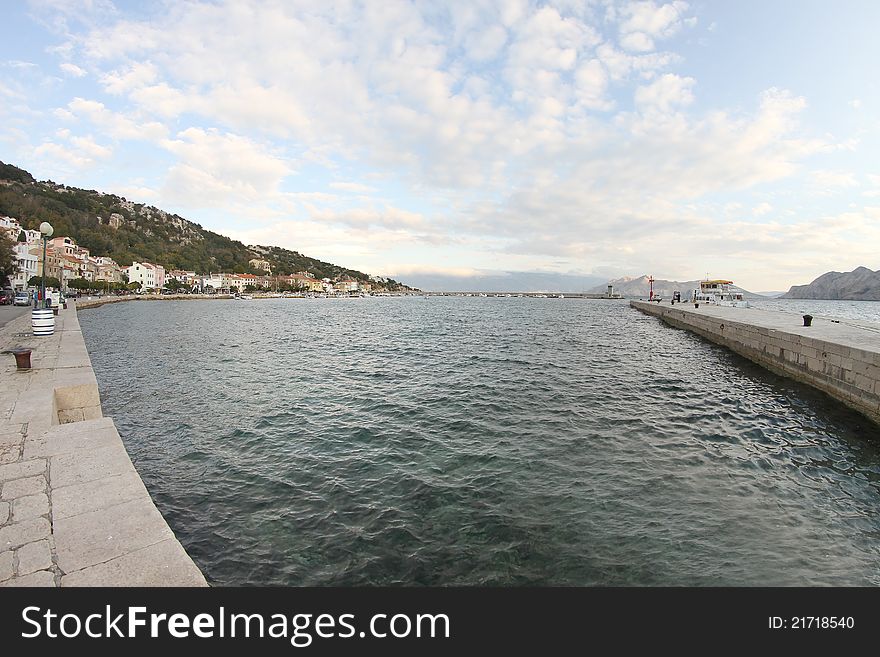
{"left": 0, "top": 289, "right": 14, "bottom": 305}
{"left": 13, "top": 291, "right": 31, "bottom": 306}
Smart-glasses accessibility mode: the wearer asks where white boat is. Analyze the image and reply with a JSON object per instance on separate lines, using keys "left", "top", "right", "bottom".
{"left": 693, "top": 280, "right": 749, "bottom": 307}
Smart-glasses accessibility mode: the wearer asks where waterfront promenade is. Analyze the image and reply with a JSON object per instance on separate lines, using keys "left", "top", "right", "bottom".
{"left": 0, "top": 302, "right": 205, "bottom": 586}
{"left": 632, "top": 300, "right": 880, "bottom": 425}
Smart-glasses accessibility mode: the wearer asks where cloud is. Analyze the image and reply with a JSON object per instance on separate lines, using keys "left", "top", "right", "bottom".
{"left": 634, "top": 73, "right": 695, "bottom": 112}
{"left": 329, "top": 182, "right": 378, "bottom": 194}
{"left": 159, "top": 127, "right": 292, "bottom": 206}
{"left": 33, "top": 132, "right": 112, "bottom": 168}
{"left": 618, "top": 1, "right": 693, "bottom": 52}
{"left": 810, "top": 169, "right": 860, "bottom": 193}
{"left": 59, "top": 61, "right": 86, "bottom": 77}
{"left": 752, "top": 202, "right": 773, "bottom": 216}
{"left": 63, "top": 97, "right": 167, "bottom": 141}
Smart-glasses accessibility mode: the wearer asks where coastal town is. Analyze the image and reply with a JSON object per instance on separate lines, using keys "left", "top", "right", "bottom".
{"left": 1, "top": 215, "right": 397, "bottom": 297}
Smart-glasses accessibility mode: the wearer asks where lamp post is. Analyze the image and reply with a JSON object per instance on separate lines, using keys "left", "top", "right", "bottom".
{"left": 39, "top": 222, "right": 54, "bottom": 308}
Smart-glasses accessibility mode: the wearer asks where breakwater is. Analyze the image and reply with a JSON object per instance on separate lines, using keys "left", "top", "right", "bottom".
{"left": 0, "top": 302, "right": 206, "bottom": 586}
{"left": 632, "top": 301, "right": 880, "bottom": 425}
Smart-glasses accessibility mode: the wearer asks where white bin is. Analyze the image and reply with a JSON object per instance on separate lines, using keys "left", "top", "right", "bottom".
{"left": 32, "top": 308, "right": 55, "bottom": 336}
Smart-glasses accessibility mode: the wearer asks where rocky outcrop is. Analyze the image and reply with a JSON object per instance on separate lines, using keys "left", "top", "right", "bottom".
{"left": 782, "top": 266, "right": 880, "bottom": 300}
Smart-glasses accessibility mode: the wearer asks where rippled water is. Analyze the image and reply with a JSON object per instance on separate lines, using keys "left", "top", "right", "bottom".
{"left": 79, "top": 297, "right": 880, "bottom": 586}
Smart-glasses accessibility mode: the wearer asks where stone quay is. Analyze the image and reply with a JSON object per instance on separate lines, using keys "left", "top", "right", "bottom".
{"left": 632, "top": 300, "right": 880, "bottom": 426}
{"left": 0, "top": 301, "right": 206, "bottom": 587}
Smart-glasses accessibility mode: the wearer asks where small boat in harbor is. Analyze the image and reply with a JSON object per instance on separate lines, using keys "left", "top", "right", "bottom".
{"left": 693, "top": 280, "right": 749, "bottom": 307}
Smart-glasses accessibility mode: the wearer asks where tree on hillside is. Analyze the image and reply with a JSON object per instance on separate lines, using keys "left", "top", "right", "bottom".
{"left": 0, "top": 232, "right": 16, "bottom": 287}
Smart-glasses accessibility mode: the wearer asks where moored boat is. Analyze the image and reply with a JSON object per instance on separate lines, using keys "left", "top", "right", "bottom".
{"left": 693, "top": 280, "right": 749, "bottom": 307}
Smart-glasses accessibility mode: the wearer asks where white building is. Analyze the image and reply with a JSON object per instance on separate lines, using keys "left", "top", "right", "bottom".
{"left": 125, "top": 261, "right": 166, "bottom": 291}
{"left": 11, "top": 242, "right": 38, "bottom": 290}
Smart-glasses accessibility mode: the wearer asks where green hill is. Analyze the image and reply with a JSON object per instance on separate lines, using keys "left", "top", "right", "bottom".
{"left": 0, "top": 161, "right": 411, "bottom": 289}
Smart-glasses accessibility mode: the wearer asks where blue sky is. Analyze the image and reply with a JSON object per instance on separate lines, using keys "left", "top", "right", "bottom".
{"left": 2, "top": 0, "right": 879, "bottom": 290}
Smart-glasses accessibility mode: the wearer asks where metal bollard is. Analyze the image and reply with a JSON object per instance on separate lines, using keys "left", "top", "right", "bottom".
{"left": 3, "top": 348, "right": 32, "bottom": 370}
{"left": 803, "top": 314, "right": 813, "bottom": 327}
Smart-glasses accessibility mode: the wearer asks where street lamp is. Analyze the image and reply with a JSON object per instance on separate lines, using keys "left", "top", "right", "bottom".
{"left": 39, "top": 221, "right": 53, "bottom": 308}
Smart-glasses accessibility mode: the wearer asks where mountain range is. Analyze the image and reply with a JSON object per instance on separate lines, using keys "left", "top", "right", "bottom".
{"left": 0, "top": 161, "right": 411, "bottom": 289}
{"left": 782, "top": 266, "right": 880, "bottom": 300}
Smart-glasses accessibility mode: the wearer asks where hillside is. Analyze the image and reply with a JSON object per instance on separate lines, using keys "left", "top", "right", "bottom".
{"left": 590, "top": 275, "right": 762, "bottom": 299}
{"left": 0, "top": 161, "right": 411, "bottom": 289}
{"left": 782, "top": 266, "right": 880, "bottom": 300}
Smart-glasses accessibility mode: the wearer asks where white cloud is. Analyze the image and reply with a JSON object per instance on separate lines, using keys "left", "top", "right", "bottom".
{"left": 159, "top": 128, "right": 292, "bottom": 207}
{"left": 64, "top": 97, "right": 167, "bottom": 141}
{"left": 59, "top": 62, "right": 86, "bottom": 77}
{"left": 634, "top": 73, "right": 695, "bottom": 112}
{"left": 618, "top": 1, "right": 692, "bottom": 51}
{"left": 810, "top": 169, "right": 859, "bottom": 192}
{"left": 329, "top": 182, "right": 378, "bottom": 194}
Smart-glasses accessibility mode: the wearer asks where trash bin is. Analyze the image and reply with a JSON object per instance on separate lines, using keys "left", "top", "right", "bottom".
{"left": 32, "top": 308, "right": 55, "bottom": 336}
{"left": 803, "top": 314, "right": 813, "bottom": 327}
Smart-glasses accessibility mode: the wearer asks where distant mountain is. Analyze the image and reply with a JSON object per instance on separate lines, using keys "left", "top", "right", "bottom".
{"left": 590, "top": 275, "right": 763, "bottom": 299}
{"left": 757, "top": 291, "right": 787, "bottom": 298}
{"left": 400, "top": 271, "right": 605, "bottom": 293}
{"left": 781, "top": 266, "right": 880, "bottom": 300}
{"left": 0, "top": 161, "right": 412, "bottom": 289}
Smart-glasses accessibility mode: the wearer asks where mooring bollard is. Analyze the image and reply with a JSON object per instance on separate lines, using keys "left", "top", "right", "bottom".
{"left": 3, "top": 348, "right": 32, "bottom": 370}
{"left": 694, "top": 302, "right": 700, "bottom": 308}
{"left": 803, "top": 314, "right": 813, "bottom": 327}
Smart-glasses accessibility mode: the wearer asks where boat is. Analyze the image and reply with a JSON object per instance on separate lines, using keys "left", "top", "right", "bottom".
{"left": 693, "top": 280, "right": 750, "bottom": 307}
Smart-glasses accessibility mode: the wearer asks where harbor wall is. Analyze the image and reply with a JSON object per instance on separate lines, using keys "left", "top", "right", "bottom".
{"left": 1, "top": 302, "right": 206, "bottom": 586}
{"left": 631, "top": 301, "right": 880, "bottom": 425}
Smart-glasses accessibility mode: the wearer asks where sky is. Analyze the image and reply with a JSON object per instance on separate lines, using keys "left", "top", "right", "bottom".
{"left": 1, "top": 0, "right": 879, "bottom": 292}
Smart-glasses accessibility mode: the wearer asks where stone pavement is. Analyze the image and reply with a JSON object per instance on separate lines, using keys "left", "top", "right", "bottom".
{"left": 0, "top": 302, "right": 206, "bottom": 586}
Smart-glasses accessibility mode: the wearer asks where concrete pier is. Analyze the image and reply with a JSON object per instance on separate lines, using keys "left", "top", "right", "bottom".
{"left": 632, "top": 301, "right": 880, "bottom": 425}
{"left": 0, "top": 302, "right": 206, "bottom": 586}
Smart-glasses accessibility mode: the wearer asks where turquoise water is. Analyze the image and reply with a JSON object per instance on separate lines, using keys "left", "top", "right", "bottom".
{"left": 80, "top": 298, "right": 880, "bottom": 585}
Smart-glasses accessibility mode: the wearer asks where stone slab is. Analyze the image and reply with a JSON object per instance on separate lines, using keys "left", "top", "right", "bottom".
{"left": 53, "top": 497, "right": 174, "bottom": 573}
{"left": 49, "top": 442, "right": 136, "bottom": 489}
{"left": 12, "top": 492, "right": 49, "bottom": 521}
{"left": 61, "top": 538, "right": 207, "bottom": 587}
{"left": 0, "top": 550, "right": 11, "bottom": 581}
{"left": 0, "top": 458, "right": 47, "bottom": 483}
{"left": 16, "top": 539, "right": 52, "bottom": 575}
{"left": 0, "top": 517, "right": 51, "bottom": 551}
{"left": 23, "top": 419, "right": 117, "bottom": 459}
{"left": 1, "top": 474, "right": 47, "bottom": 500}
{"left": 0, "top": 570, "right": 55, "bottom": 587}
{"left": 52, "top": 471, "right": 150, "bottom": 520}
